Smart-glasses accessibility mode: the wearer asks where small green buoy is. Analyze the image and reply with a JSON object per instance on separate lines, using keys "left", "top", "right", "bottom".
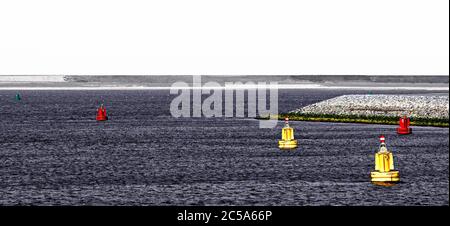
{"left": 15, "top": 93, "right": 21, "bottom": 101}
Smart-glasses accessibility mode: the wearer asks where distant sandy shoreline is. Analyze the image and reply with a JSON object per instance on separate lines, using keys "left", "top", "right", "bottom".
{"left": 0, "top": 75, "right": 448, "bottom": 90}
{"left": 0, "top": 85, "right": 448, "bottom": 91}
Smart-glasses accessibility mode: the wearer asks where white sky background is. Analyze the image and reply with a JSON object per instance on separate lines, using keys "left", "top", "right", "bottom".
{"left": 0, "top": 0, "right": 448, "bottom": 75}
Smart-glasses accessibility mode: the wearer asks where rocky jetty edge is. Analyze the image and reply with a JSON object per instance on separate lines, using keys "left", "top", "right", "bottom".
{"left": 264, "top": 94, "right": 449, "bottom": 127}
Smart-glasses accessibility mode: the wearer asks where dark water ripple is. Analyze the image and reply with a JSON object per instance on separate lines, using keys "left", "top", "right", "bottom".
{"left": 0, "top": 89, "right": 448, "bottom": 205}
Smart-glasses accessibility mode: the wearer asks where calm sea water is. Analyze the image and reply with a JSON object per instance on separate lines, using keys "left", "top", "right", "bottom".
{"left": 0, "top": 89, "right": 448, "bottom": 205}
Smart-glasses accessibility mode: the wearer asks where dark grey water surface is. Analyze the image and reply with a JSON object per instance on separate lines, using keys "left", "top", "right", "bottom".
{"left": 0, "top": 89, "right": 448, "bottom": 205}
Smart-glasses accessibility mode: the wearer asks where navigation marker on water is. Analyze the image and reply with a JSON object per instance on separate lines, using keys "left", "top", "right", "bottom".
{"left": 370, "top": 135, "right": 400, "bottom": 185}
{"left": 15, "top": 93, "right": 21, "bottom": 101}
{"left": 96, "top": 104, "right": 108, "bottom": 121}
{"left": 278, "top": 117, "right": 298, "bottom": 150}
{"left": 397, "top": 116, "right": 412, "bottom": 135}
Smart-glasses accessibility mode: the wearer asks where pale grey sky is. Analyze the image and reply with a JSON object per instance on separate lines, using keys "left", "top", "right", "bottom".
{"left": 0, "top": 0, "right": 448, "bottom": 75}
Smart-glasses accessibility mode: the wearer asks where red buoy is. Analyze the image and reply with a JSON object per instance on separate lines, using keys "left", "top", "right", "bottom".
{"left": 96, "top": 104, "right": 108, "bottom": 121}
{"left": 396, "top": 116, "right": 412, "bottom": 135}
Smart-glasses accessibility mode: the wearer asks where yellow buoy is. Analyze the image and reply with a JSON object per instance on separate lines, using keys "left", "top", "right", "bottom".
{"left": 370, "top": 135, "right": 400, "bottom": 184}
{"left": 278, "top": 118, "right": 298, "bottom": 150}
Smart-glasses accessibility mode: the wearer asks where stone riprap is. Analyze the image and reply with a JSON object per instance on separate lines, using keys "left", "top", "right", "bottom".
{"left": 290, "top": 95, "right": 449, "bottom": 120}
